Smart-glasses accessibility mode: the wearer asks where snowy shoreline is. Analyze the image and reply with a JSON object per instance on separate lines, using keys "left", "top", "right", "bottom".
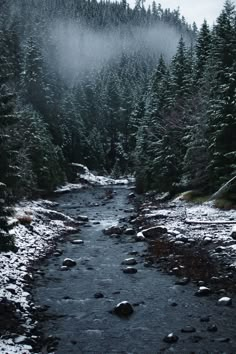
{"left": 0, "top": 199, "right": 79, "bottom": 353}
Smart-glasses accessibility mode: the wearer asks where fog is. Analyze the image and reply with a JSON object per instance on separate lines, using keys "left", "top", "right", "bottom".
{"left": 49, "top": 20, "right": 182, "bottom": 83}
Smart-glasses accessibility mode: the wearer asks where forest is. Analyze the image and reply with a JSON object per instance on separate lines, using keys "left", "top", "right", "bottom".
{"left": 0, "top": 0, "right": 236, "bottom": 249}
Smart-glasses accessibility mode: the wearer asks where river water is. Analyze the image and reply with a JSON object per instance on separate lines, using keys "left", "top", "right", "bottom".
{"left": 33, "top": 186, "right": 236, "bottom": 354}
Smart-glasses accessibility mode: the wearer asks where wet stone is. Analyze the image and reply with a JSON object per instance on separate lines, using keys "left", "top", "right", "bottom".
{"left": 207, "top": 324, "right": 218, "bottom": 332}
{"left": 62, "top": 258, "right": 77, "bottom": 267}
{"left": 181, "top": 326, "right": 196, "bottom": 333}
{"left": 218, "top": 297, "right": 232, "bottom": 306}
{"left": 113, "top": 301, "right": 134, "bottom": 317}
{"left": 70, "top": 239, "right": 84, "bottom": 245}
{"left": 163, "top": 333, "right": 179, "bottom": 344}
{"left": 214, "top": 337, "right": 230, "bottom": 343}
{"left": 77, "top": 215, "right": 89, "bottom": 222}
{"left": 124, "top": 228, "right": 135, "bottom": 235}
{"left": 94, "top": 292, "right": 104, "bottom": 299}
{"left": 122, "top": 267, "right": 138, "bottom": 274}
{"left": 60, "top": 266, "right": 69, "bottom": 271}
{"left": 122, "top": 258, "right": 137, "bottom": 266}
{"left": 103, "top": 226, "right": 123, "bottom": 235}
{"left": 230, "top": 226, "right": 236, "bottom": 240}
{"left": 195, "top": 286, "right": 211, "bottom": 297}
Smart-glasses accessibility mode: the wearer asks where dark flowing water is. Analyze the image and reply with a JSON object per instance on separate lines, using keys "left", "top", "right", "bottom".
{"left": 33, "top": 186, "right": 236, "bottom": 354}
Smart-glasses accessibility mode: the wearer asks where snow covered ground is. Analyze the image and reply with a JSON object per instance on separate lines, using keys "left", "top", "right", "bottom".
{"left": 55, "top": 164, "right": 135, "bottom": 193}
{"left": 138, "top": 196, "right": 236, "bottom": 269}
{"left": 0, "top": 200, "right": 78, "bottom": 353}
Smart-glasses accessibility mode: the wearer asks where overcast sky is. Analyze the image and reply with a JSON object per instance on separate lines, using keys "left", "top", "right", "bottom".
{"left": 128, "top": 0, "right": 235, "bottom": 27}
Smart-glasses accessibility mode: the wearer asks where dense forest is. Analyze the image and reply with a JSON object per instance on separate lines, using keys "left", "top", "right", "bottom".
{"left": 0, "top": 1, "right": 236, "bottom": 248}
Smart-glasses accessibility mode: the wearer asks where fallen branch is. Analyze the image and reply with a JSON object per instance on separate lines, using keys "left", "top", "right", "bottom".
{"left": 185, "top": 219, "right": 236, "bottom": 225}
{"left": 210, "top": 175, "right": 236, "bottom": 200}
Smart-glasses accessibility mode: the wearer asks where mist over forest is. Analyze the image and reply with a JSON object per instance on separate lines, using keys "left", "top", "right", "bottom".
{"left": 0, "top": 0, "right": 235, "bottom": 201}
{"left": 48, "top": 21, "right": 183, "bottom": 82}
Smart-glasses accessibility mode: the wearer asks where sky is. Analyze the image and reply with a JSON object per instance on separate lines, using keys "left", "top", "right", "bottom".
{"left": 128, "top": 0, "right": 235, "bottom": 27}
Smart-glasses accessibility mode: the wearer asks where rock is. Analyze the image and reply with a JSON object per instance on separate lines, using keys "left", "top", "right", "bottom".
{"left": 203, "top": 237, "right": 212, "bottom": 245}
{"left": 230, "top": 226, "right": 236, "bottom": 240}
{"left": 176, "top": 235, "right": 189, "bottom": 243}
{"left": 122, "top": 258, "right": 137, "bottom": 266}
{"left": 181, "top": 326, "right": 196, "bottom": 333}
{"left": 142, "top": 226, "right": 167, "bottom": 238}
{"left": 218, "top": 297, "right": 232, "bottom": 306}
{"left": 174, "top": 240, "right": 185, "bottom": 246}
{"left": 77, "top": 215, "right": 89, "bottom": 222}
{"left": 163, "top": 333, "right": 179, "bottom": 344}
{"left": 195, "top": 286, "right": 211, "bottom": 297}
{"left": 124, "top": 228, "right": 135, "bottom": 235}
{"left": 94, "top": 292, "right": 104, "bottom": 299}
{"left": 214, "top": 337, "right": 230, "bottom": 343}
{"left": 128, "top": 193, "right": 135, "bottom": 198}
{"left": 207, "top": 324, "right": 218, "bottom": 332}
{"left": 60, "top": 266, "right": 69, "bottom": 271}
{"left": 135, "top": 232, "right": 145, "bottom": 242}
{"left": 103, "top": 226, "right": 123, "bottom": 235}
{"left": 175, "top": 277, "right": 189, "bottom": 286}
{"left": 71, "top": 239, "right": 84, "bottom": 245}
{"left": 62, "top": 258, "right": 77, "bottom": 267}
{"left": 113, "top": 301, "right": 134, "bottom": 316}
{"left": 122, "top": 267, "right": 138, "bottom": 274}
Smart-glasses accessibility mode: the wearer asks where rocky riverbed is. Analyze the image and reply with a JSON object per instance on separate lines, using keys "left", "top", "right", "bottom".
{"left": 31, "top": 186, "right": 236, "bottom": 354}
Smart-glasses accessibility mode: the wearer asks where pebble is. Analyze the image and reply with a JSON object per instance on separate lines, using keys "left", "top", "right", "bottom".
{"left": 71, "top": 239, "right": 84, "bottom": 245}
{"left": 60, "top": 266, "right": 69, "bottom": 271}
{"left": 203, "top": 237, "right": 212, "bottom": 245}
{"left": 163, "top": 333, "right": 179, "bottom": 343}
{"left": 215, "top": 337, "right": 230, "bottom": 342}
{"left": 195, "top": 286, "right": 211, "bottom": 297}
{"left": 124, "top": 228, "right": 135, "bottom": 235}
{"left": 62, "top": 258, "right": 77, "bottom": 267}
{"left": 218, "top": 297, "right": 232, "bottom": 306}
{"left": 77, "top": 215, "right": 89, "bottom": 222}
{"left": 113, "top": 301, "right": 134, "bottom": 316}
{"left": 181, "top": 326, "right": 196, "bottom": 333}
{"left": 135, "top": 233, "right": 145, "bottom": 242}
{"left": 122, "top": 258, "right": 137, "bottom": 266}
{"left": 122, "top": 267, "right": 138, "bottom": 274}
{"left": 207, "top": 324, "right": 218, "bottom": 332}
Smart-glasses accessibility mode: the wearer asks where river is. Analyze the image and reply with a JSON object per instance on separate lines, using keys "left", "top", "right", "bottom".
{"left": 33, "top": 185, "right": 236, "bottom": 354}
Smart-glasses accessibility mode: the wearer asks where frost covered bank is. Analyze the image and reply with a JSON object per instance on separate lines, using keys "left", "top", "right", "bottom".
{"left": 0, "top": 200, "right": 78, "bottom": 353}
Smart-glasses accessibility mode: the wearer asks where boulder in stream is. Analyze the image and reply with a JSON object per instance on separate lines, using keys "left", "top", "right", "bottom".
{"left": 62, "top": 258, "right": 77, "bottom": 267}
{"left": 230, "top": 226, "right": 236, "bottom": 240}
{"left": 122, "top": 267, "right": 138, "bottom": 274}
{"left": 218, "top": 297, "right": 232, "bottom": 306}
{"left": 113, "top": 301, "right": 134, "bottom": 316}
{"left": 77, "top": 215, "right": 89, "bottom": 222}
{"left": 103, "top": 226, "right": 123, "bottom": 235}
{"left": 122, "top": 258, "right": 137, "bottom": 266}
{"left": 71, "top": 239, "right": 84, "bottom": 245}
